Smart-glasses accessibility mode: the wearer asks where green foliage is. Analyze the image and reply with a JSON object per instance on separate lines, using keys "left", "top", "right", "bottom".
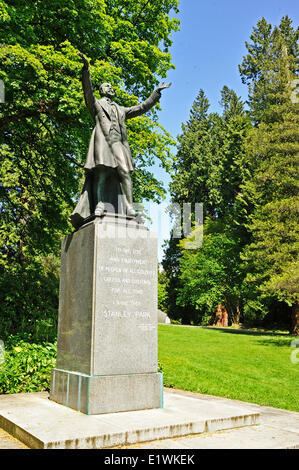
{"left": 0, "top": 260, "right": 59, "bottom": 342}
{"left": 0, "top": 0, "right": 179, "bottom": 339}
{"left": 163, "top": 86, "right": 251, "bottom": 324}
{"left": 163, "top": 15, "right": 298, "bottom": 333}
{"left": 0, "top": 336, "right": 56, "bottom": 393}
{"left": 158, "top": 268, "right": 169, "bottom": 312}
{"left": 178, "top": 221, "right": 244, "bottom": 324}
{"left": 162, "top": 235, "right": 194, "bottom": 323}
{"left": 0, "top": 0, "right": 179, "bottom": 96}
{"left": 170, "top": 87, "right": 251, "bottom": 218}
{"left": 239, "top": 22, "right": 299, "bottom": 332}
{"left": 239, "top": 16, "right": 298, "bottom": 124}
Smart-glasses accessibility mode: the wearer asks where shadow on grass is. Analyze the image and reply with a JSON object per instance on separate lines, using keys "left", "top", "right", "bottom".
{"left": 255, "top": 337, "right": 297, "bottom": 348}
{"left": 205, "top": 328, "right": 296, "bottom": 347}
{"left": 200, "top": 326, "right": 291, "bottom": 338}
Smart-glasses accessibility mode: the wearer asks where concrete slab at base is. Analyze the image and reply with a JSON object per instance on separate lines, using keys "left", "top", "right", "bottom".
{"left": 0, "top": 391, "right": 259, "bottom": 449}
{"left": 50, "top": 369, "right": 163, "bottom": 414}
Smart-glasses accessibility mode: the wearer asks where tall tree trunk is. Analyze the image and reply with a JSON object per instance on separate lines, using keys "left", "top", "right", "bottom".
{"left": 291, "top": 301, "right": 299, "bottom": 336}
{"left": 228, "top": 300, "right": 240, "bottom": 325}
{"left": 234, "top": 301, "right": 241, "bottom": 326}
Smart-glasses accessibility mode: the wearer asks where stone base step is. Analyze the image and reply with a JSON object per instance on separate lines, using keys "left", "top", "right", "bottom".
{"left": 0, "top": 390, "right": 259, "bottom": 449}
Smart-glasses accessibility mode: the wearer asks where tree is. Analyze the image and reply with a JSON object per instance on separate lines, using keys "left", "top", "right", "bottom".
{"left": 162, "top": 234, "right": 195, "bottom": 324}
{"left": 177, "top": 221, "right": 244, "bottom": 325}
{"left": 157, "top": 267, "right": 168, "bottom": 313}
{"left": 163, "top": 87, "right": 252, "bottom": 324}
{"left": 170, "top": 87, "right": 251, "bottom": 218}
{"left": 163, "top": 15, "right": 298, "bottom": 331}
{"left": 0, "top": 0, "right": 179, "bottom": 339}
{"left": 239, "top": 26, "right": 299, "bottom": 334}
{"left": 239, "top": 16, "right": 298, "bottom": 124}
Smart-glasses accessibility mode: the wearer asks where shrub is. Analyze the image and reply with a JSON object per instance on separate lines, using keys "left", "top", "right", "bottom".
{"left": 0, "top": 264, "right": 59, "bottom": 343}
{"left": 0, "top": 335, "right": 56, "bottom": 394}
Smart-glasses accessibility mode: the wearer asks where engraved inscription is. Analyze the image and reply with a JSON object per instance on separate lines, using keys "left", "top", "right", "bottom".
{"left": 138, "top": 324, "right": 156, "bottom": 331}
{"left": 98, "top": 242, "right": 156, "bottom": 323}
{"left": 104, "top": 310, "right": 151, "bottom": 319}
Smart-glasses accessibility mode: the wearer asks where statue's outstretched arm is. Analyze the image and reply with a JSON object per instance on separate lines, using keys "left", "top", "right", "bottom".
{"left": 78, "top": 53, "right": 96, "bottom": 117}
{"left": 125, "top": 82, "right": 171, "bottom": 120}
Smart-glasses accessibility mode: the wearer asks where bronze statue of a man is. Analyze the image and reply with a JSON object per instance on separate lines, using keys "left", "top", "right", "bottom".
{"left": 69, "top": 53, "right": 171, "bottom": 229}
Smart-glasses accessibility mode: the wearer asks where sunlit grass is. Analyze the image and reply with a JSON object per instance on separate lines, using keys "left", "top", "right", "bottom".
{"left": 158, "top": 324, "right": 299, "bottom": 411}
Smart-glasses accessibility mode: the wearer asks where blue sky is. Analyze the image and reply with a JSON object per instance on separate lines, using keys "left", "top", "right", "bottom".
{"left": 144, "top": 0, "right": 298, "bottom": 259}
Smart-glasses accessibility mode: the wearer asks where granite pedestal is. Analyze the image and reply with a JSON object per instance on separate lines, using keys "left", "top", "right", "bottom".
{"left": 50, "top": 214, "right": 162, "bottom": 414}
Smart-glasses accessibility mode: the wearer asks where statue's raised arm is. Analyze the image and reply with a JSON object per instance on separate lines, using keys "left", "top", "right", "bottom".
{"left": 78, "top": 52, "right": 89, "bottom": 69}
{"left": 78, "top": 52, "right": 96, "bottom": 117}
{"left": 124, "top": 81, "right": 172, "bottom": 120}
{"left": 156, "top": 82, "right": 172, "bottom": 92}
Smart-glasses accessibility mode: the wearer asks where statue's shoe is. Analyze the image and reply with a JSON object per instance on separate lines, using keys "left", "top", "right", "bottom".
{"left": 127, "top": 207, "right": 136, "bottom": 217}
{"left": 68, "top": 212, "right": 84, "bottom": 229}
{"left": 94, "top": 202, "right": 105, "bottom": 216}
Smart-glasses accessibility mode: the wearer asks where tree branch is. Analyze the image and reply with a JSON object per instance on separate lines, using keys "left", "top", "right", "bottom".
{"left": 132, "top": 0, "right": 152, "bottom": 26}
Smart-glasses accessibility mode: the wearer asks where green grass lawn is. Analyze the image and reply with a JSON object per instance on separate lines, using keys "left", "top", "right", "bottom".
{"left": 158, "top": 324, "right": 299, "bottom": 412}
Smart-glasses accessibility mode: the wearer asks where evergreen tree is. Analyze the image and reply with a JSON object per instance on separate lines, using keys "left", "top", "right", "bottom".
{"left": 163, "top": 15, "right": 298, "bottom": 331}
{"left": 239, "top": 27, "right": 299, "bottom": 334}
{"left": 239, "top": 16, "right": 298, "bottom": 124}
{"left": 170, "top": 88, "right": 251, "bottom": 218}
{"left": 163, "top": 87, "right": 251, "bottom": 324}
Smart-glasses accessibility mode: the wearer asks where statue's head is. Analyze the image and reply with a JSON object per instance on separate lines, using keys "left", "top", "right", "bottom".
{"left": 99, "top": 82, "right": 114, "bottom": 98}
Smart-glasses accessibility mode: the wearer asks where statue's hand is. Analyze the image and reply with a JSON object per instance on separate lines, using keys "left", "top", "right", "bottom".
{"left": 78, "top": 52, "right": 89, "bottom": 69}
{"left": 156, "top": 82, "right": 172, "bottom": 92}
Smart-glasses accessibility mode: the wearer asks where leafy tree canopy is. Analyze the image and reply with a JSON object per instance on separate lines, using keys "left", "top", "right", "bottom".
{"left": 0, "top": 0, "right": 179, "bottom": 339}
